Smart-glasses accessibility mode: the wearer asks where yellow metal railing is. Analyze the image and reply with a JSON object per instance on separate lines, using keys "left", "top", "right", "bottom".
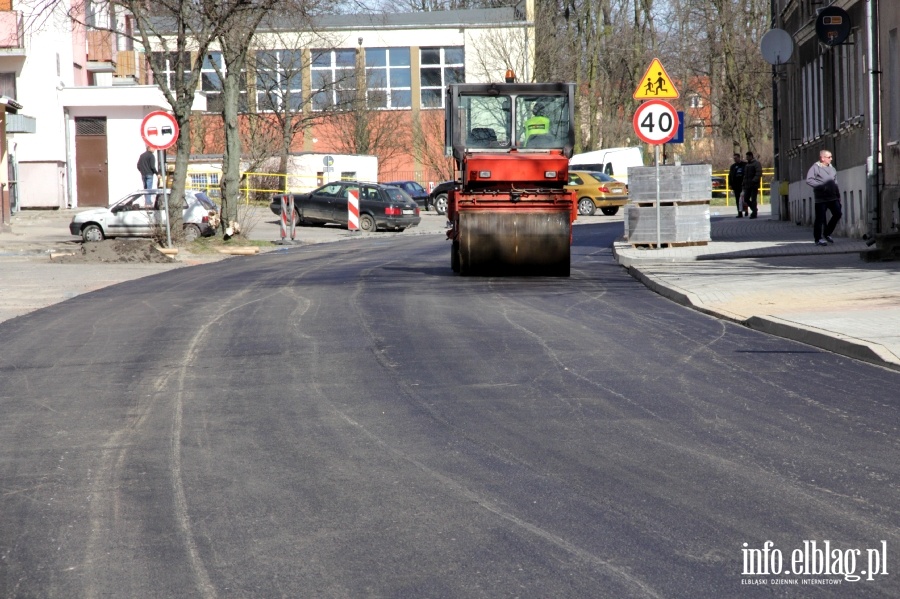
{"left": 184, "top": 172, "right": 330, "bottom": 203}
{"left": 712, "top": 168, "right": 775, "bottom": 206}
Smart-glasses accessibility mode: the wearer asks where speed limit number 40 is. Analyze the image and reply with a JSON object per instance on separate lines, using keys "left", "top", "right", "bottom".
{"left": 633, "top": 100, "right": 679, "bottom": 145}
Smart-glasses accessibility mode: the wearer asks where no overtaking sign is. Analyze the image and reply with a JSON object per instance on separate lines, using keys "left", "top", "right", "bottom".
{"left": 141, "top": 111, "right": 179, "bottom": 151}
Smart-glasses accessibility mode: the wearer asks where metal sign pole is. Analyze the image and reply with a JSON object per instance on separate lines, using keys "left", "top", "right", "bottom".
{"left": 159, "top": 149, "right": 172, "bottom": 248}
{"left": 655, "top": 144, "right": 661, "bottom": 248}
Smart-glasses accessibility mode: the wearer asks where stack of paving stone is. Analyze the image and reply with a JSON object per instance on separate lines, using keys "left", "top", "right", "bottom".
{"left": 623, "top": 164, "right": 712, "bottom": 246}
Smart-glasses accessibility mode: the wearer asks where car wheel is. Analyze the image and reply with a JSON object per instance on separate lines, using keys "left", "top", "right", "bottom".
{"left": 81, "top": 223, "right": 105, "bottom": 242}
{"left": 183, "top": 223, "right": 202, "bottom": 242}
{"left": 578, "top": 197, "right": 596, "bottom": 216}
{"left": 434, "top": 193, "right": 448, "bottom": 215}
{"left": 600, "top": 206, "right": 620, "bottom": 216}
{"left": 359, "top": 214, "right": 376, "bottom": 232}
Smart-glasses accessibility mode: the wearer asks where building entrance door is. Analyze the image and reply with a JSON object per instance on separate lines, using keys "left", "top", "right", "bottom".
{"left": 75, "top": 117, "right": 109, "bottom": 207}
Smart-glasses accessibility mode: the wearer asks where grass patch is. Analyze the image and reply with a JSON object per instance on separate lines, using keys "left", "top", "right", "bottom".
{"left": 187, "top": 235, "right": 276, "bottom": 254}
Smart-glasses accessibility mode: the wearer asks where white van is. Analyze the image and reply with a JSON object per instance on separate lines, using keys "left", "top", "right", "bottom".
{"left": 569, "top": 147, "right": 644, "bottom": 184}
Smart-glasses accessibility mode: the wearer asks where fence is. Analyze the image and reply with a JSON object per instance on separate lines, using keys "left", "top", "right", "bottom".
{"left": 186, "top": 169, "right": 776, "bottom": 207}
{"left": 184, "top": 171, "right": 437, "bottom": 202}
{"left": 185, "top": 171, "right": 356, "bottom": 203}
{"left": 711, "top": 168, "right": 775, "bottom": 206}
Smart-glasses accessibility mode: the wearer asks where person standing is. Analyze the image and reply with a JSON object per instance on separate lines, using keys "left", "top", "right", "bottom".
{"left": 742, "top": 151, "right": 762, "bottom": 219}
{"left": 806, "top": 149, "right": 842, "bottom": 246}
{"left": 137, "top": 146, "right": 158, "bottom": 190}
{"left": 728, "top": 152, "right": 746, "bottom": 217}
{"left": 522, "top": 101, "right": 550, "bottom": 146}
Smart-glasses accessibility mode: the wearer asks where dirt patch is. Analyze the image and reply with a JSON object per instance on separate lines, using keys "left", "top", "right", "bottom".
{"left": 52, "top": 239, "right": 176, "bottom": 264}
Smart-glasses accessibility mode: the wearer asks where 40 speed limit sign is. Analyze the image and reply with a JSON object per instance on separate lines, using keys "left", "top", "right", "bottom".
{"left": 633, "top": 99, "right": 679, "bottom": 145}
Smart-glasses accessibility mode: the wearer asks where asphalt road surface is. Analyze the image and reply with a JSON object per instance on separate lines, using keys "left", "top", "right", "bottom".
{"left": 1, "top": 222, "right": 898, "bottom": 598}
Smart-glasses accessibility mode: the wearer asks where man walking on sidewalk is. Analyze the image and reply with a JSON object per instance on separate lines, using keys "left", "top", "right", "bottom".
{"left": 742, "top": 151, "right": 762, "bottom": 219}
{"left": 806, "top": 149, "right": 842, "bottom": 246}
{"left": 729, "top": 152, "right": 746, "bottom": 217}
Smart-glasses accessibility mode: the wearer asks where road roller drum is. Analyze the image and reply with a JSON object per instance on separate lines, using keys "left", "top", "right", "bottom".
{"left": 456, "top": 210, "right": 571, "bottom": 276}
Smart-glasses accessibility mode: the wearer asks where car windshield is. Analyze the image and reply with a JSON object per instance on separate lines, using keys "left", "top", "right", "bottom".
{"left": 588, "top": 172, "right": 614, "bottom": 182}
{"left": 456, "top": 93, "right": 570, "bottom": 151}
{"left": 384, "top": 188, "right": 411, "bottom": 203}
{"left": 516, "top": 95, "right": 570, "bottom": 150}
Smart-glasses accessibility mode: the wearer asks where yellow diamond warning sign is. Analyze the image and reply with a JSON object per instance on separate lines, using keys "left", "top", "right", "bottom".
{"left": 633, "top": 58, "right": 679, "bottom": 100}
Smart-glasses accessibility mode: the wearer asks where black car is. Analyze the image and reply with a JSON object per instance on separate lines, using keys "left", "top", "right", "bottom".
{"left": 428, "top": 180, "right": 457, "bottom": 215}
{"left": 384, "top": 180, "right": 431, "bottom": 211}
{"left": 711, "top": 176, "right": 727, "bottom": 199}
{"left": 269, "top": 181, "right": 421, "bottom": 232}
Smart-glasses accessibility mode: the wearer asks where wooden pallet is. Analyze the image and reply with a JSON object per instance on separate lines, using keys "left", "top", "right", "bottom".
{"left": 629, "top": 240, "right": 709, "bottom": 249}
{"left": 631, "top": 199, "right": 712, "bottom": 208}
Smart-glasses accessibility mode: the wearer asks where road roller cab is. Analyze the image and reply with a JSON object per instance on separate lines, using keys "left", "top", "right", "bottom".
{"left": 445, "top": 82, "right": 577, "bottom": 276}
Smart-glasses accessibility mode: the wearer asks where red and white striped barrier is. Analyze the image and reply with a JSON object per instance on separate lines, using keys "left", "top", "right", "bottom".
{"left": 279, "top": 195, "right": 296, "bottom": 240}
{"left": 348, "top": 188, "right": 360, "bottom": 231}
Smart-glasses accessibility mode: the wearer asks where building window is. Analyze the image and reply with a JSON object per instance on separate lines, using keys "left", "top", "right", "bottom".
{"left": 0, "top": 72, "right": 17, "bottom": 99}
{"left": 801, "top": 57, "right": 825, "bottom": 141}
{"left": 857, "top": 42, "right": 866, "bottom": 124}
{"left": 201, "top": 52, "right": 248, "bottom": 113}
{"left": 150, "top": 51, "right": 191, "bottom": 91}
{"left": 834, "top": 33, "right": 865, "bottom": 127}
{"left": 889, "top": 28, "right": 900, "bottom": 141}
{"left": 365, "top": 47, "right": 411, "bottom": 109}
{"left": 691, "top": 120, "right": 704, "bottom": 140}
{"left": 189, "top": 171, "right": 219, "bottom": 191}
{"left": 311, "top": 49, "right": 357, "bottom": 111}
{"left": 420, "top": 46, "right": 464, "bottom": 109}
{"left": 75, "top": 117, "right": 107, "bottom": 136}
{"left": 688, "top": 94, "right": 702, "bottom": 109}
{"left": 255, "top": 49, "right": 303, "bottom": 112}
{"left": 201, "top": 52, "right": 223, "bottom": 112}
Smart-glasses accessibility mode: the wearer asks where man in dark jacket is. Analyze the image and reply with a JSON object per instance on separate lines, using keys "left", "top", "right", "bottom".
{"left": 742, "top": 151, "right": 762, "bottom": 219}
{"left": 137, "top": 147, "right": 158, "bottom": 190}
{"left": 729, "top": 152, "right": 746, "bottom": 217}
{"left": 806, "top": 149, "right": 842, "bottom": 246}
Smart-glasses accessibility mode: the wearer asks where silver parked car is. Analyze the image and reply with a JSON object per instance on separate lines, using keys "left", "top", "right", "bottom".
{"left": 69, "top": 189, "right": 220, "bottom": 242}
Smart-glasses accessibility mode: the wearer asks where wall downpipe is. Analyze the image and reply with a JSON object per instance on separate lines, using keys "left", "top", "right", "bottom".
{"left": 866, "top": 0, "right": 880, "bottom": 237}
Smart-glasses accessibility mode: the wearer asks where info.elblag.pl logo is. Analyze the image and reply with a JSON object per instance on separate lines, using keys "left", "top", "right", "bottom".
{"left": 741, "top": 540, "right": 889, "bottom": 585}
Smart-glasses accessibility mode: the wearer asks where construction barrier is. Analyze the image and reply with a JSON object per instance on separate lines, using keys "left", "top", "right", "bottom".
{"left": 279, "top": 195, "right": 295, "bottom": 241}
{"left": 347, "top": 188, "right": 360, "bottom": 231}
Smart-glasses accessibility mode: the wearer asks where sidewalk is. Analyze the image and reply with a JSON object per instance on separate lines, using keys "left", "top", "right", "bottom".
{"left": 2, "top": 206, "right": 898, "bottom": 371}
{"left": 614, "top": 205, "right": 900, "bottom": 371}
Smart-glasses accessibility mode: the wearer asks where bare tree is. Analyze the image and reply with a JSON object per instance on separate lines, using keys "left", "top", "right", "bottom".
{"left": 313, "top": 57, "right": 411, "bottom": 175}
{"left": 353, "top": 0, "right": 520, "bottom": 10}
{"left": 535, "top": 0, "right": 659, "bottom": 152}
{"left": 211, "top": 1, "right": 282, "bottom": 232}
{"left": 410, "top": 109, "right": 455, "bottom": 183}
{"left": 124, "top": 0, "right": 270, "bottom": 240}
{"left": 659, "top": 0, "right": 772, "bottom": 167}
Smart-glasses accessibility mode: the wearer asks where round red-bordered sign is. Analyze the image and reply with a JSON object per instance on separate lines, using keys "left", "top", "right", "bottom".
{"left": 140, "top": 111, "right": 179, "bottom": 150}
{"left": 633, "top": 100, "right": 679, "bottom": 145}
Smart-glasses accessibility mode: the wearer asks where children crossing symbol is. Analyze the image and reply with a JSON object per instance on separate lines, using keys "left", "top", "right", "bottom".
{"left": 633, "top": 58, "right": 679, "bottom": 100}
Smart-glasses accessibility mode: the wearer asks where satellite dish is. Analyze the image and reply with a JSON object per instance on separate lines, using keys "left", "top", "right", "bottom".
{"left": 760, "top": 28, "right": 794, "bottom": 65}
